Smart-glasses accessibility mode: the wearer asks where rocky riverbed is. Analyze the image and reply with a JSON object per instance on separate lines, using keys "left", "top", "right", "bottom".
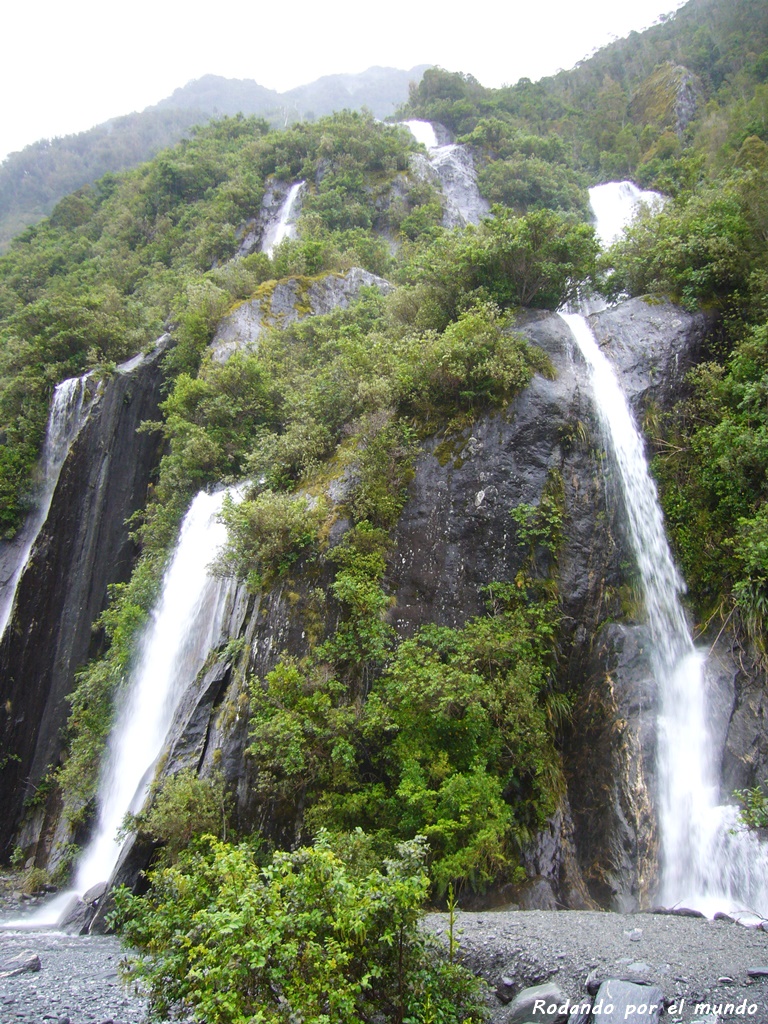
{"left": 428, "top": 909, "right": 768, "bottom": 1022}
{"left": 3, "top": 875, "right": 768, "bottom": 1024}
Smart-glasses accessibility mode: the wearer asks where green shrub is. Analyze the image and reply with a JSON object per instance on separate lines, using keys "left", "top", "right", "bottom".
{"left": 132, "top": 769, "right": 231, "bottom": 863}
{"left": 216, "top": 489, "right": 325, "bottom": 590}
{"left": 111, "top": 831, "right": 487, "bottom": 1024}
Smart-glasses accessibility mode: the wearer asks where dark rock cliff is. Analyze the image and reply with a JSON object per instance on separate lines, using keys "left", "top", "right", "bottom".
{"left": 9, "top": 296, "right": 768, "bottom": 920}
{"left": 137, "top": 298, "right": 735, "bottom": 912}
{"left": 0, "top": 344, "right": 166, "bottom": 861}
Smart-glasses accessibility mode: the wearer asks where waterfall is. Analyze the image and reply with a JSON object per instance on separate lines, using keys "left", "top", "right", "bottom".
{"left": 16, "top": 486, "right": 240, "bottom": 928}
{"left": 0, "top": 375, "right": 95, "bottom": 640}
{"left": 588, "top": 181, "right": 662, "bottom": 249}
{"left": 402, "top": 119, "right": 438, "bottom": 149}
{"left": 557, "top": 182, "right": 768, "bottom": 920}
{"left": 402, "top": 119, "right": 489, "bottom": 227}
{"left": 262, "top": 181, "right": 304, "bottom": 257}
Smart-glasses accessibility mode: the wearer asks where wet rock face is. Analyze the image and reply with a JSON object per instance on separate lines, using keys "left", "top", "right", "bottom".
{"left": 590, "top": 297, "right": 710, "bottom": 412}
{"left": 170, "top": 300, "right": 716, "bottom": 908}
{"left": 0, "top": 345, "right": 166, "bottom": 860}
{"left": 410, "top": 142, "right": 489, "bottom": 228}
{"left": 567, "top": 623, "right": 659, "bottom": 911}
{"left": 211, "top": 267, "right": 393, "bottom": 362}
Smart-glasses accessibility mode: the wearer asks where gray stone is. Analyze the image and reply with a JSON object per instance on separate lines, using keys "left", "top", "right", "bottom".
{"left": 747, "top": 967, "right": 768, "bottom": 978}
{"left": 0, "top": 950, "right": 41, "bottom": 978}
{"left": 59, "top": 897, "right": 94, "bottom": 934}
{"left": 82, "top": 881, "right": 107, "bottom": 906}
{"left": 592, "top": 979, "right": 663, "bottom": 1021}
{"left": 210, "top": 267, "right": 393, "bottom": 362}
{"left": 515, "top": 876, "right": 560, "bottom": 911}
{"left": 503, "top": 982, "right": 571, "bottom": 1023}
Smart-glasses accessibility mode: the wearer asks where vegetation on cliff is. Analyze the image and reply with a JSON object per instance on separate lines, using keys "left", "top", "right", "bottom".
{"left": 2, "top": 0, "right": 768, "bottom": 1015}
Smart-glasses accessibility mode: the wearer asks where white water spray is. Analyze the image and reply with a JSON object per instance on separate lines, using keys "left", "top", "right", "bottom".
{"left": 15, "top": 487, "right": 240, "bottom": 928}
{"left": 588, "top": 181, "right": 662, "bottom": 249}
{"left": 557, "top": 183, "right": 768, "bottom": 919}
{"left": 402, "top": 119, "right": 439, "bottom": 149}
{"left": 262, "top": 181, "right": 305, "bottom": 257}
{"left": 0, "top": 376, "right": 95, "bottom": 640}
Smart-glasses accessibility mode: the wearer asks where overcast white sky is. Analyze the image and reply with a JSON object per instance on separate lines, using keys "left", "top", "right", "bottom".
{"left": 1, "top": 0, "right": 685, "bottom": 163}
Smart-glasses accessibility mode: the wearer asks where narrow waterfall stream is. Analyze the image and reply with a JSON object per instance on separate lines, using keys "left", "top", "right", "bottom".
{"left": 18, "top": 487, "right": 241, "bottom": 928}
{"left": 402, "top": 119, "right": 489, "bottom": 227}
{"left": 0, "top": 375, "right": 96, "bottom": 640}
{"left": 262, "top": 180, "right": 304, "bottom": 256}
{"left": 559, "top": 183, "right": 768, "bottom": 919}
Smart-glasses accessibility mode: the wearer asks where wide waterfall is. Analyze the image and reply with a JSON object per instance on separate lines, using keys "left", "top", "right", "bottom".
{"left": 0, "top": 375, "right": 95, "bottom": 640}
{"left": 19, "top": 486, "right": 240, "bottom": 928}
{"left": 560, "top": 183, "right": 768, "bottom": 919}
{"left": 402, "top": 119, "right": 489, "bottom": 227}
{"left": 262, "top": 181, "right": 304, "bottom": 257}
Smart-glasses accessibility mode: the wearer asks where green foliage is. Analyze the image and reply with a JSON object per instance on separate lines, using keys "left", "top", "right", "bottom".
{"left": 217, "top": 490, "right": 325, "bottom": 591}
{"left": 401, "top": 211, "right": 598, "bottom": 321}
{"left": 478, "top": 157, "right": 590, "bottom": 218}
{"left": 131, "top": 769, "right": 232, "bottom": 863}
{"left": 111, "top": 831, "right": 487, "bottom": 1024}
{"left": 603, "top": 172, "right": 766, "bottom": 314}
{"left": 653, "top": 319, "right": 768, "bottom": 650}
{"left": 250, "top": 572, "right": 564, "bottom": 894}
{"left": 734, "top": 781, "right": 768, "bottom": 831}
{"left": 510, "top": 474, "right": 566, "bottom": 559}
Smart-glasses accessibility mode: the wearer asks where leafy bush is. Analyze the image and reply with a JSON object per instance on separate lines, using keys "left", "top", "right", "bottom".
{"left": 112, "top": 831, "right": 487, "bottom": 1024}
{"left": 217, "top": 490, "right": 325, "bottom": 591}
{"left": 131, "top": 769, "right": 231, "bottom": 863}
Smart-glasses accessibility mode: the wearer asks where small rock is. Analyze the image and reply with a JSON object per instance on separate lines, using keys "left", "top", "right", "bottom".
{"left": 0, "top": 950, "right": 42, "bottom": 978}
{"left": 505, "top": 981, "right": 570, "bottom": 1023}
{"left": 717, "top": 975, "right": 734, "bottom": 984}
{"left": 714, "top": 911, "right": 737, "bottom": 923}
{"left": 624, "top": 928, "right": 643, "bottom": 942}
{"left": 747, "top": 967, "right": 768, "bottom": 978}
{"left": 593, "top": 979, "right": 664, "bottom": 1022}
{"left": 58, "top": 1017, "right": 71, "bottom": 1024}
{"left": 665, "top": 906, "right": 706, "bottom": 918}
{"left": 496, "top": 976, "right": 516, "bottom": 1004}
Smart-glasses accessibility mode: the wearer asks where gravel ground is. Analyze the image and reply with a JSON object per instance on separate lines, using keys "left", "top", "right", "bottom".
{"left": 425, "top": 909, "right": 768, "bottom": 1022}
{"left": 0, "top": 875, "right": 148, "bottom": 1024}
{"left": 3, "top": 874, "right": 768, "bottom": 1023}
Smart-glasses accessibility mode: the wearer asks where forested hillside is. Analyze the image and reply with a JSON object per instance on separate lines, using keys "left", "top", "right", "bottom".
{"left": 1, "top": 0, "right": 768, "bottom": 1018}
{"left": 400, "top": 0, "right": 768, "bottom": 645}
{"left": 0, "top": 66, "right": 427, "bottom": 251}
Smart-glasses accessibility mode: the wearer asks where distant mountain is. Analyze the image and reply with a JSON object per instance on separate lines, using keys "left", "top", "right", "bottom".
{"left": 282, "top": 66, "right": 431, "bottom": 120}
{"left": 151, "top": 75, "right": 281, "bottom": 116}
{"left": 0, "top": 65, "right": 429, "bottom": 251}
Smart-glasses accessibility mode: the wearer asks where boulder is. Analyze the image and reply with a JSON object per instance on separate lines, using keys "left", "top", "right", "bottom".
{"left": 592, "top": 979, "right": 664, "bottom": 1022}
{"left": 502, "top": 982, "right": 571, "bottom": 1023}
{"left": 0, "top": 950, "right": 41, "bottom": 978}
{"left": 210, "top": 267, "right": 393, "bottom": 362}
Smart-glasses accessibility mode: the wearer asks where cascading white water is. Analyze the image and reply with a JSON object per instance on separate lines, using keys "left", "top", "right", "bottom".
{"left": 16, "top": 487, "right": 240, "bottom": 928}
{"left": 588, "top": 181, "right": 662, "bottom": 249}
{"left": 0, "top": 375, "right": 95, "bottom": 640}
{"left": 402, "top": 119, "right": 439, "bottom": 149}
{"left": 262, "top": 181, "right": 305, "bottom": 257}
{"left": 402, "top": 119, "right": 489, "bottom": 228}
{"left": 558, "top": 182, "right": 768, "bottom": 919}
